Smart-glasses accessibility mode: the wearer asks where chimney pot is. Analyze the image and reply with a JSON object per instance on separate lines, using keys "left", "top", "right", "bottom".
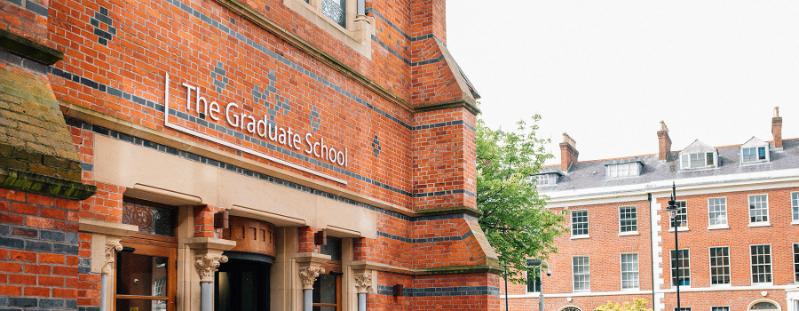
{"left": 560, "top": 133, "right": 579, "bottom": 172}
{"left": 657, "top": 121, "right": 672, "bottom": 161}
{"left": 772, "top": 106, "right": 783, "bottom": 150}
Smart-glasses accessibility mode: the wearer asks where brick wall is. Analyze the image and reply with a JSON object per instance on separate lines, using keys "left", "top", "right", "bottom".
{"left": 505, "top": 187, "right": 799, "bottom": 311}
{"left": 0, "top": 189, "right": 83, "bottom": 310}
{"left": 0, "top": 0, "right": 496, "bottom": 309}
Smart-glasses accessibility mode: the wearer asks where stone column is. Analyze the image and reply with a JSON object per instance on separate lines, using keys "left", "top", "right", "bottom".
{"left": 298, "top": 262, "right": 325, "bottom": 311}
{"left": 353, "top": 270, "right": 373, "bottom": 311}
{"left": 100, "top": 238, "right": 123, "bottom": 311}
{"left": 188, "top": 237, "right": 236, "bottom": 311}
{"left": 195, "top": 251, "right": 228, "bottom": 311}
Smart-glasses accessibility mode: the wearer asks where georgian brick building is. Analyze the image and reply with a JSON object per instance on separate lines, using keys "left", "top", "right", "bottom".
{"left": 504, "top": 108, "right": 799, "bottom": 311}
{"left": 0, "top": 0, "right": 500, "bottom": 310}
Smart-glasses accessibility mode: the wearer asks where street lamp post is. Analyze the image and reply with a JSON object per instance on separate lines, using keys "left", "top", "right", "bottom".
{"left": 666, "top": 182, "right": 682, "bottom": 311}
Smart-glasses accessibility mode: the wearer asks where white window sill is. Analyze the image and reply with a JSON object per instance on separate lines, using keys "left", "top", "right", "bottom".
{"left": 708, "top": 224, "right": 729, "bottom": 230}
{"left": 619, "top": 231, "right": 639, "bottom": 236}
{"left": 748, "top": 222, "right": 771, "bottom": 228}
{"left": 791, "top": 221, "right": 799, "bottom": 225}
{"left": 668, "top": 227, "right": 689, "bottom": 232}
{"left": 621, "top": 287, "right": 640, "bottom": 292}
{"left": 570, "top": 235, "right": 590, "bottom": 240}
{"left": 752, "top": 282, "right": 774, "bottom": 287}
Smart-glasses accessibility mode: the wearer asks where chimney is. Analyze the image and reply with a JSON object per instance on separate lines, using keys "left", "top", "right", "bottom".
{"left": 657, "top": 121, "right": 672, "bottom": 161}
{"left": 772, "top": 106, "right": 783, "bottom": 150}
{"left": 560, "top": 133, "right": 579, "bottom": 172}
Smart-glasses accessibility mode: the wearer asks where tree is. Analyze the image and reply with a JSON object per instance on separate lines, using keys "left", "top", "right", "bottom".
{"left": 594, "top": 299, "right": 652, "bottom": 311}
{"left": 476, "top": 115, "right": 564, "bottom": 282}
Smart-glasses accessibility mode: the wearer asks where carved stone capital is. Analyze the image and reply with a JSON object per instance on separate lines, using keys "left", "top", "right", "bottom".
{"left": 298, "top": 262, "right": 325, "bottom": 290}
{"left": 101, "top": 238, "right": 123, "bottom": 274}
{"left": 195, "top": 251, "right": 228, "bottom": 283}
{"left": 353, "top": 270, "right": 373, "bottom": 294}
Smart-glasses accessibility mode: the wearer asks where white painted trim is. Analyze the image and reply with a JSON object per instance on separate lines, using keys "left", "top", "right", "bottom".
{"left": 543, "top": 168, "right": 799, "bottom": 206}
{"left": 707, "top": 197, "right": 728, "bottom": 228}
{"left": 659, "top": 284, "right": 797, "bottom": 293}
{"left": 620, "top": 252, "right": 640, "bottom": 291}
{"left": 650, "top": 196, "right": 665, "bottom": 311}
{"left": 500, "top": 289, "right": 652, "bottom": 299}
{"left": 619, "top": 205, "right": 639, "bottom": 234}
{"left": 748, "top": 194, "right": 770, "bottom": 226}
{"left": 163, "top": 73, "right": 348, "bottom": 185}
{"left": 708, "top": 246, "right": 732, "bottom": 286}
{"left": 749, "top": 243, "right": 774, "bottom": 286}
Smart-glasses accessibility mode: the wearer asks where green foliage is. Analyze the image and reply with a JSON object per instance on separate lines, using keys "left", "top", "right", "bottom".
{"left": 476, "top": 115, "right": 564, "bottom": 283}
{"left": 594, "top": 299, "right": 652, "bottom": 311}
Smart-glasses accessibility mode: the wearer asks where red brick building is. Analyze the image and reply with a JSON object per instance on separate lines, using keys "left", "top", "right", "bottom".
{"left": 0, "top": 0, "right": 500, "bottom": 310}
{"left": 504, "top": 109, "right": 799, "bottom": 311}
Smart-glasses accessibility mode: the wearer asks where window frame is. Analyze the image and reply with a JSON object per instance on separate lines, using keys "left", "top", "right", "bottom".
{"left": 571, "top": 210, "right": 589, "bottom": 239}
{"left": 620, "top": 253, "right": 639, "bottom": 290}
{"left": 606, "top": 162, "right": 641, "bottom": 178}
{"left": 314, "top": 236, "right": 345, "bottom": 311}
{"left": 748, "top": 194, "right": 770, "bottom": 226}
{"left": 668, "top": 200, "right": 688, "bottom": 231}
{"left": 535, "top": 173, "right": 558, "bottom": 186}
{"left": 114, "top": 240, "right": 178, "bottom": 311}
{"left": 741, "top": 146, "right": 769, "bottom": 164}
{"left": 793, "top": 243, "right": 798, "bottom": 284}
{"left": 791, "top": 192, "right": 799, "bottom": 224}
{"left": 680, "top": 151, "right": 717, "bottom": 170}
{"left": 750, "top": 244, "right": 773, "bottom": 285}
{"left": 526, "top": 263, "right": 541, "bottom": 293}
{"left": 710, "top": 307, "right": 729, "bottom": 311}
{"left": 572, "top": 256, "right": 590, "bottom": 292}
{"left": 707, "top": 197, "right": 728, "bottom": 229}
{"left": 708, "top": 246, "right": 731, "bottom": 286}
{"left": 619, "top": 206, "right": 638, "bottom": 234}
{"left": 670, "top": 249, "right": 691, "bottom": 287}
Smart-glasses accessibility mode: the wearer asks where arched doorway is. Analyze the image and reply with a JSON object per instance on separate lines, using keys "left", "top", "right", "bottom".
{"left": 749, "top": 299, "right": 781, "bottom": 311}
{"left": 561, "top": 306, "right": 582, "bottom": 311}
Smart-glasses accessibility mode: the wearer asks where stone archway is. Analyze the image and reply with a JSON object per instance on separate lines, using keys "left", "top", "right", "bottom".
{"left": 560, "top": 306, "right": 582, "bottom": 311}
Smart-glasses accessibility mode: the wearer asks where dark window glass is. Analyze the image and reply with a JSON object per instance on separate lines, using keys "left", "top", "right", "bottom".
{"left": 794, "top": 244, "right": 799, "bottom": 283}
{"left": 750, "top": 245, "right": 772, "bottom": 284}
{"left": 709, "top": 247, "right": 730, "bottom": 285}
{"left": 526, "top": 264, "right": 541, "bottom": 293}
{"left": 320, "top": 237, "right": 342, "bottom": 261}
{"left": 670, "top": 249, "right": 690, "bottom": 286}
{"left": 571, "top": 210, "right": 589, "bottom": 236}
{"left": 619, "top": 207, "right": 637, "bottom": 233}
{"left": 123, "top": 199, "right": 177, "bottom": 236}
{"left": 312, "top": 274, "right": 340, "bottom": 311}
{"left": 116, "top": 252, "right": 169, "bottom": 311}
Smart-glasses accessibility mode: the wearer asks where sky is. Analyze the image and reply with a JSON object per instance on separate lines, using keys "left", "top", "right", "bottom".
{"left": 446, "top": 1, "right": 799, "bottom": 163}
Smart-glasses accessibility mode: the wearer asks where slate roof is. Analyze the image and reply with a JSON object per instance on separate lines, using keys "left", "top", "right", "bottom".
{"left": 538, "top": 138, "right": 799, "bottom": 192}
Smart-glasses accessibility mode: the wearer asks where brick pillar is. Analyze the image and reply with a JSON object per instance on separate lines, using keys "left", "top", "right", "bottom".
{"left": 193, "top": 206, "right": 216, "bottom": 238}
{"left": 297, "top": 226, "right": 317, "bottom": 253}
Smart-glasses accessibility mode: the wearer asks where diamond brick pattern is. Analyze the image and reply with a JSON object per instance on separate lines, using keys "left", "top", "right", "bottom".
{"left": 372, "top": 135, "right": 381, "bottom": 157}
{"left": 211, "top": 61, "right": 228, "bottom": 93}
{"left": 90, "top": 7, "right": 115, "bottom": 45}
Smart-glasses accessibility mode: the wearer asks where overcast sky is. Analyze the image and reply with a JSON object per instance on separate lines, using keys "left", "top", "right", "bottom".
{"left": 447, "top": 1, "right": 799, "bottom": 163}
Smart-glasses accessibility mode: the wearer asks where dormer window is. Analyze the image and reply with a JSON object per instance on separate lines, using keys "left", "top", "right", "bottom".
{"left": 679, "top": 140, "right": 718, "bottom": 170}
{"left": 606, "top": 161, "right": 642, "bottom": 178}
{"left": 534, "top": 173, "right": 559, "bottom": 186}
{"left": 740, "top": 137, "right": 770, "bottom": 164}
